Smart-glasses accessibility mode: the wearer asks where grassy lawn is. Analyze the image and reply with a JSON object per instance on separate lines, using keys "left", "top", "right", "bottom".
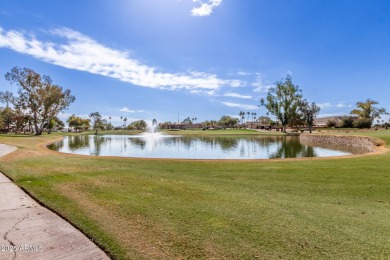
{"left": 0, "top": 130, "right": 389, "bottom": 259}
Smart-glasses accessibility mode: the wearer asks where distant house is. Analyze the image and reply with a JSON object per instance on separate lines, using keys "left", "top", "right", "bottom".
{"left": 160, "top": 123, "right": 204, "bottom": 130}
{"left": 245, "top": 121, "right": 272, "bottom": 130}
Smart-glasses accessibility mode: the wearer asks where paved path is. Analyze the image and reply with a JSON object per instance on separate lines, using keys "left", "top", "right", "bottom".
{"left": 0, "top": 143, "right": 110, "bottom": 260}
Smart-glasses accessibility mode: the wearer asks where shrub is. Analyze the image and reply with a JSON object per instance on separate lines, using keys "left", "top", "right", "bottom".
{"left": 353, "top": 118, "right": 372, "bottom": 128}
{"left": 340, "top": 117, "right": 355, "bottom": 128}
{"left": 326, "top": 120, "right": 337, "bottom": 128}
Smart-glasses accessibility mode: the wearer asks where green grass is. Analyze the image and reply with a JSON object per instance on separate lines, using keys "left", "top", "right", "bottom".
{"left": 0, "top": 130, "right": 389, "bottom": 259}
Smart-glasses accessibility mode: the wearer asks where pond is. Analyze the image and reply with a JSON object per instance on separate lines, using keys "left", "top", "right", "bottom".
{"left": 47, "top": 134, "right": 368, "bottom": 159}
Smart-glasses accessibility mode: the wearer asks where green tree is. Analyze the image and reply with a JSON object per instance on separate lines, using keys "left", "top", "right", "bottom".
{"left": 0, "top": 107, "right": 15, "bottom": 133}
{"left": 298, "top": 100, "right": 320, "bottom": 133}
{"left": 258, "top": 116, "right": 272, "bottom": 125}
{"left": 350, "top": 99, "right": 388, "bottom": 128}
{"left": 67, "top": 114, "right": 79, "bottom": 131}
{"left": 5, "top": 67, "right": 75, "bottom": 135}
{"left": 260, "top": 75, "right": 303, "bottom": 133}
{"left": 106, "top": 123, "right": 114, "bottom": 130}
{"left": 353, "top": 118, "right": 372, "bottom": 129}
{"left": 13, "top": 109, "right": 30, "bottom": 134}
{"left": 326, "top": 120, "right": 337, "bottom": 128}
{"left": 340, "top": 116, "right": 355, "bottom": 128}
{"left": 67, "top": 114, "right": 90, "bottom": 132}
{"left": 45, "top": 116, "right": 64, "bottom": 134}
{"left": 89, "top": 112, "right": 105, "bottom": 134}
{"left": 0, "top": 112, "right": 3, "bottom": 130}
{"left": 129, "top": 120, "right": 147, "bottom": 130}
{"left": 218, "top": 115, "right": 239, "bottom": 128}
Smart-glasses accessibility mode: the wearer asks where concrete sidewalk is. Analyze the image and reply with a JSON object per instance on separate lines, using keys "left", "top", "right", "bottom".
{"left": 0, "top": 144, "right": 110, "bottom": 260}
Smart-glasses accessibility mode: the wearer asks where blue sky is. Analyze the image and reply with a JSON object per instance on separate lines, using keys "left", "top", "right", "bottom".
{"left": 1, "top": 0, "right": 390, "bottom": 125}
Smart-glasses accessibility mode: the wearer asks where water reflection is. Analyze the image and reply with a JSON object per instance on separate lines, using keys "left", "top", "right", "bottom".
{"left": 68, "top": 135, "right": 89, "bottom": 150}
{"left": 269, "top": 137, "right": 318, "bottom": 158}
{"left": 128, "top": 137, "right": 146, "bottom": 149}
{"left": 47, "top": 135, "right": 367, "bottom": 159}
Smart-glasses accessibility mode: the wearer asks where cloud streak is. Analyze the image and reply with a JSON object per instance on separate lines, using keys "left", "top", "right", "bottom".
{"left": 0, "top": 26, "right": 237, "bottom": 92}
{"left": 251, "top": 73, "right": 273, "bottom": 93}
{"left": 120, "top": 107, "right": 145, "bottom": 113}
{"left": 191, "top": 0, "right": 222, "bottom": 16}
{"left": 223, "top": 93, "right": 252, "bottom": 99}
{"left": 318, "top": 102, "right": 352, "bottom": 109}
{"left": 221, "top": 101, "right": 258, "bottom": 110}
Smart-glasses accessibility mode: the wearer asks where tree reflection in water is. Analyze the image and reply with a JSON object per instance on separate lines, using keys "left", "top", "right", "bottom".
{"left": 49, "top": 135, "right": 364, "bottom": 159}
{"left": 269, "top": 137, "right": 318, "bottom": 159}
{"left": 65, "top": 135, "right": 111, "bottom": 156}
{"left": 68, "top": 135, "right": 90, "bottom": 150}
{"left": 90, "top": 135, "right": 111, "bottom": 156}
{"left": 128, "top": 137, "right": 146, "bottom": 149}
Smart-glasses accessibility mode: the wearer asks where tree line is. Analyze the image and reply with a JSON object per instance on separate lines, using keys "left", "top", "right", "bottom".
{"left": 1, "top": 68, "right": 387, "bottom": 134}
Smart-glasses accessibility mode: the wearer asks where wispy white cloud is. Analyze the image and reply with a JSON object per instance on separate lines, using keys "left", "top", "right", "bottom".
{"left": 223, "top": 93, "right": 252, "bottom": 99}
{"left": 0, "top": 26, "right": 234, "bottom": 92}
{"left": 237, "top": 70, "right": 251, "bottom": 76}
{"left": 336, "top": 102, "right": 352, "bottom": 108}
{"left": 191, "top": 0, "right": 222, "bottom": 16}
{"left": 253, "top": 85, "right": 272, "bottom": 93}
{"left": 318, "top": 102, "right": 332, "bottom": 109}
{"left": 189, "top": 89, "right": 219, "bottom": 96}
{"left": 221, "top": 101, "right": 258, "bottom": 110}
{"left": 251, "top": 73, "right": 273, "bottom": 93}
{"left": 318, "top": 102, "right": 352, "bottom": 109}
{"left": 120, "top": 107, "right": 145, "bottom": 113}
{"left": 226, "top": 79, "right": 246, "bottom": 88}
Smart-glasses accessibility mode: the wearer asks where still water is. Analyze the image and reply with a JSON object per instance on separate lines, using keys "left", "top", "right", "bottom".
{"left": 47, "top": 134, "right": 367, "bottom": 159}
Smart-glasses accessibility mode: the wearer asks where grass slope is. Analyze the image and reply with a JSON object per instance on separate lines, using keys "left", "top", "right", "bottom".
{"left": 0, "top": 130, "right": 389, "bottom": 259}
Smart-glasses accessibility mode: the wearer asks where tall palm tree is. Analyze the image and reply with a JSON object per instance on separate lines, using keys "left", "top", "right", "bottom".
{"left": 253, "top": 112, "right": 257, "bottom": 122}
{"left": 123, "top": 117, "right": 127, "bottom": 128}
{"left": 238, "top": 111, "right": 243, "bottom": 124}
{"left": 120, "top": 116, "right": 123, "bottom": 128}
